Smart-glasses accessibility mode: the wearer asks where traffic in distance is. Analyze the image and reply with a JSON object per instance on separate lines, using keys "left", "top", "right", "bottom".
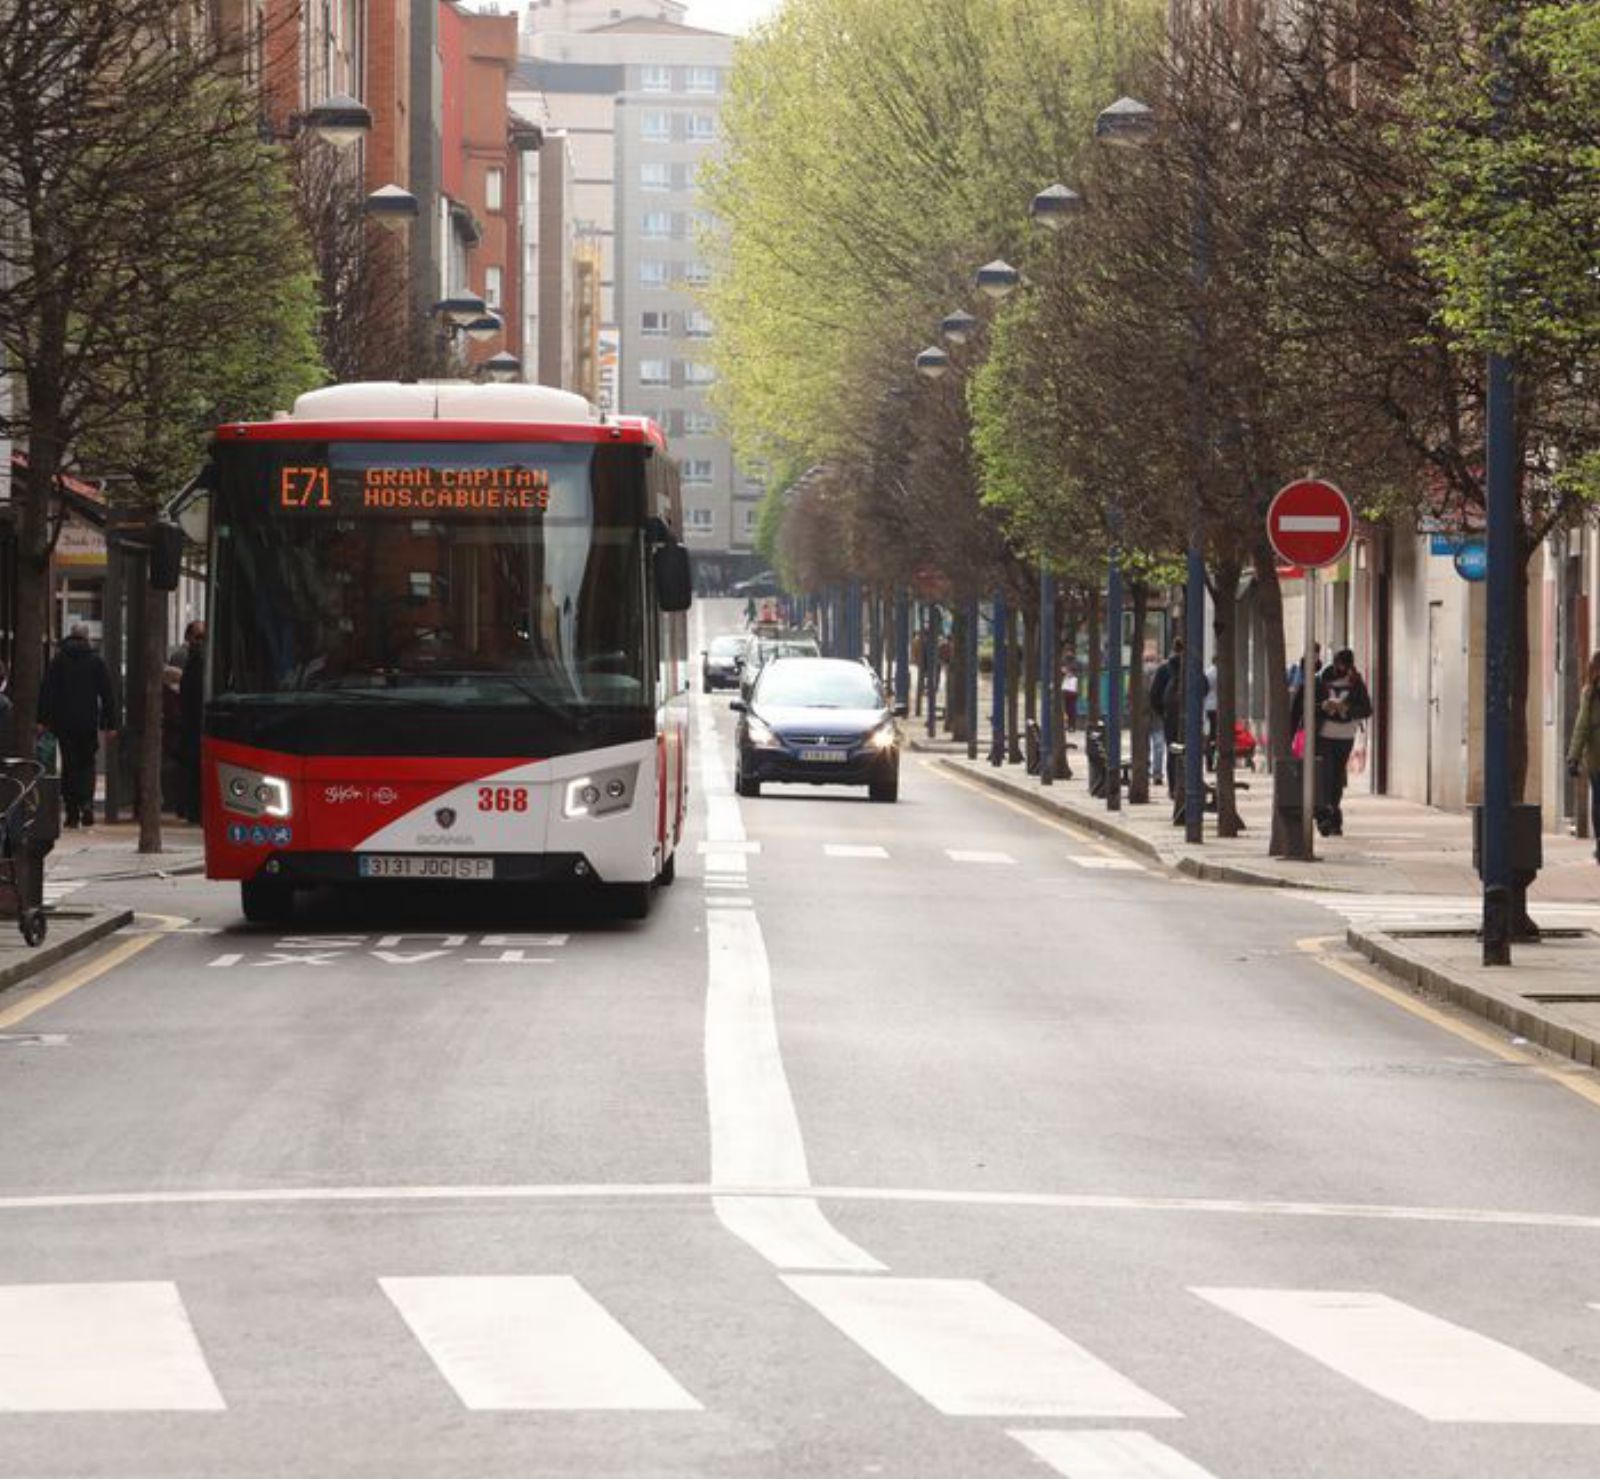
{"left": 164, "top": 381, "right": 695, "bottom": 925}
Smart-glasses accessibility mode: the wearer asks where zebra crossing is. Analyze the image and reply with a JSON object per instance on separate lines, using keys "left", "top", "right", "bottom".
{"left": 697, "top": 842, "right": 1146, "bottom": 874}
{"left": 1286, "top": 890, "right": 1600, "bottom": 930}
{"left": 1, "top": 1271, "right": 1594, "bottom": 1447}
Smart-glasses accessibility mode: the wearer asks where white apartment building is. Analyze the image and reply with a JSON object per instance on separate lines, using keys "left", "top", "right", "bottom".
{"left": 509, "top": 5, "right": 764, "bottom": 579}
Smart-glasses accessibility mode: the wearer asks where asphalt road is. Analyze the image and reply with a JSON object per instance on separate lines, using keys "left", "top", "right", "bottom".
{"left": 0, "top": 597, "right": 1598, "bottom": 1478}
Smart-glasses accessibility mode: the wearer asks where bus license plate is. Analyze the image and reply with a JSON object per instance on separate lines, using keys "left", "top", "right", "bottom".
{"left": 358, "top": 855, "right": 495, "bottom": 880}
{"left": 799, "top": 748, "right": 849, "bottom": 763}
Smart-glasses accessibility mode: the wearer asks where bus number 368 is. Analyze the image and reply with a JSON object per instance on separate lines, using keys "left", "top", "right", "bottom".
{"left": 478, "top": 787, "right": 530, "bottom": 813}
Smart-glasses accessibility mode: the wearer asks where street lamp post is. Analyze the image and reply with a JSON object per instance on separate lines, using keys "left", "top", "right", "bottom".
{"left": 990, "top": 591, "right": 1008, "bottom": 766}
{"left": 1039, "top": 563, "right": 1057, "bottom": 785}
{"left": 894, "top": 587, "right": 911, "bottom": 712}
{"left": 1097, "top": 95, "right": 1206, "bottom": 843}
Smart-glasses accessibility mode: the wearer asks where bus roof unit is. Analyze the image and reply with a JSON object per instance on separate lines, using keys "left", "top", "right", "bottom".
{"left": 287, "top": 382, "right": 603, "bottom": 425}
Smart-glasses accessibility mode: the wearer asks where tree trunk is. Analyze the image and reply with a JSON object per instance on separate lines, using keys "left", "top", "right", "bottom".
{"left": 138, "top": 564, "right": 167, "bottom": 853}
{"left": 868, "top": 588, "right": 884, "bottom": 677}
{"left": 1128, "top": 580, "right": 1151, "bottom": 803}
{"left": 1211, "top": 556, "right": 1244, "bottom": 837}
{"left": 1086, "top": 589, "right": 1102, "bottom": 727}
{"left": 15, "top": 431, "right": 61, "bottom": 744}
{"left": 1006, "top": 605, "right": 1023, "bottom": 763}
{"left": 948, "top": 609, "right": 966, "bottom": 743}
{"left": 1022, "top": 603, "right": 1038, "bottom": 728}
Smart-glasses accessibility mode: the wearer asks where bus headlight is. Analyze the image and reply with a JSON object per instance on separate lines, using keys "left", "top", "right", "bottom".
{"left": 565, "top": 763, "right": 638, "bottom": 818}
{"left": 219, "top": 763, "right": 292, "bottom": 818}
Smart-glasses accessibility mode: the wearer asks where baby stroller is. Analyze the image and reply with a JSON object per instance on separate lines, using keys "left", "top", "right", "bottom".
{"left": 0, "top": 758, "right": 60, "bottom": 947}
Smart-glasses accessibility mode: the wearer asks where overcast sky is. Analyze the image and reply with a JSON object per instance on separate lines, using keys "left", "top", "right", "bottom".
{"left": 685, "top": 0, "right": 783, "bottom": 33}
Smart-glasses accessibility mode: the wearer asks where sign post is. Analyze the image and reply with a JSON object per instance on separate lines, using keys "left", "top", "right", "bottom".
{"left": 1267, "top": 479, "right": 1356, "bottom": 862}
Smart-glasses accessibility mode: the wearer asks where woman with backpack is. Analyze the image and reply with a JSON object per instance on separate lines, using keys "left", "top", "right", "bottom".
{"left": 1569, "top": 650, "right": 1600, "bottom": 864}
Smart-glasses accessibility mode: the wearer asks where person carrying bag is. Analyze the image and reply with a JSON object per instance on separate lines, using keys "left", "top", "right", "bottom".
{"left": 1569, "top": 650, "right": 1600, "bottom": 865}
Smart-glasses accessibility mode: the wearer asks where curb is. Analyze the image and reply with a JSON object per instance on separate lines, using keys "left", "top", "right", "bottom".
{"left": 0, "top": 909, "right": 135, "bottom": 998}
{"left": 931, "top": 754, "right": 1354, "bottom": 890}
{"left": 1346, "top": 926, "right": 1600, "bottom": 1069}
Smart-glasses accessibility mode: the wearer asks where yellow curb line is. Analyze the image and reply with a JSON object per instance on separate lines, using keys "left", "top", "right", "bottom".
{"left": 0, "top": 914, "right": 188, "bottom": 1032}
{"left": 1298, "top": 935, "right": 1600, "bottom": 1113}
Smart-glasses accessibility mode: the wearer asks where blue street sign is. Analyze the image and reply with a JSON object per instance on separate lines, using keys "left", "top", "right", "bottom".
{"left": 1453, "top": 539, "right": 1488, "bottom": 581}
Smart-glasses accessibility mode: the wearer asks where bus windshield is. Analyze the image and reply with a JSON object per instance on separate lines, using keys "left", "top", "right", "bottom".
{"left": 210, "top": 439, "right": 652, "bottom": 753}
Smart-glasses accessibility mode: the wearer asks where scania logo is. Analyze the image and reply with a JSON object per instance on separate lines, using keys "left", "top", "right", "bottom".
{"left": 434, "top": 807, "right": 457, "bottom": 829}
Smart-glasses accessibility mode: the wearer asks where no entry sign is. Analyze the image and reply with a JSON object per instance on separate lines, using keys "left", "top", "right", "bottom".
{"left": 1267, "top": 479, "right": 1354, "bottom": 570}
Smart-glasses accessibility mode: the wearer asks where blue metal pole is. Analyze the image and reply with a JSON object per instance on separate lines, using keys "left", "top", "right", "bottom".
{"left": 1107, "top": 545, "right": 1124, "bottom": 813}
{"left": 1039, "top": 565, "right": 1057, "bottom": 786}
{"left": 894, "top": 588, "right": 911, "bottom": 710}
{"left": 925, "top": 604, "right": 939, "bottom": 740}
{"left": 990, "top": 591, "right": 1008, "bottom": 766}
{"left": 1482, "top": 349, "right": 1516, "bottom": 965}
{"left": 966, "top": 596, "right": 980, "bottom": 760}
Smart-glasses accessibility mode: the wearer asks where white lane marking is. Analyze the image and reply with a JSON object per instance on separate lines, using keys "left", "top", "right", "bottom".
{"left": 1010, "top": 1430, "right": 1219, "bottom": 1478}
{"left": 5, "top": 1182, "right": 1600, "bottom": 1231}
{"left": 705, "top": 909, "right": 809, "bottom": 1188}
{"left": 706, "top": 897, "right": 755, "bottom": 909}
{"left": 0, "top": 1282, "right": 225, "bottom": 1412}
{"left": 714, "top": 1195, "right": 883, "bottom": 1272}
{"left": 824, "top": 844, "right": 889, "bottom": 859}
{"left": 946, "top": 849, "right": 1015, "bottom": 865}
{"left": 1195, "top": 1288, "right": 1600, "bottom": 1423}
{"left": 699, "top": 840, "right": 761, "bottom": 854}
{"left": 381, "top": 1276, "right": 700, "bottom": 1412}
{"left": 1069, "top": 857, "right": 1146, "bottom": 872}
{"left": 785, "top": 1277, "right": 1179, "bottom": 1419}
{"left": 696, "top": 682, "right": 880, "bottom": 1273}
{"left": 208, "top": 954, "right": 245, "bottom": 969}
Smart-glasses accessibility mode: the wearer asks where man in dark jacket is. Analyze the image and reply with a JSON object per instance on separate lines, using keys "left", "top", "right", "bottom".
{"left": 39, "top": 625, "right": 119, "bottom": 828}
{"left": 1290, "top": 647, "right": 1373, "bottom": 836}
{"left": 177, "top": 620, "right": 205, "bottom": 823}
{"left": 1147, "top": 640, "right": 1209, "bottom": 796}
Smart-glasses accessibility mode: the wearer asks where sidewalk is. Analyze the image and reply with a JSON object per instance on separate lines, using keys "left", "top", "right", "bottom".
{"left": 47, "top": 823, "right": 205, "bottom": 884}
{"left": 912, "top": 728, "right": 1600, "bottom": 1068}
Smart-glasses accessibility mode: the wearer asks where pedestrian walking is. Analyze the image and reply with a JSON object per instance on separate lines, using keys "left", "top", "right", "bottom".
{"left": 1147, "top": 641, "right": 1208, "bottom": 797}
{"left": 0, "top": 660, "right": 13, "bottom": 759}
{"left": 1568, "top": 650, "right": 1600, "bottom": 864}
{"left": 1291, "top": 647, "right": 1372, "bottom": 837}
{"left": 178, "top": 619, "right": 206, "bottom": 824}
{"left": 1060, "top": 656, "right": 1080, "bottom": 733}
{"left": 38, "top": 624, "right": 119, "bottom": 829}
{"left": 1203, "top": 660, "right": 1218, "bottom": 771}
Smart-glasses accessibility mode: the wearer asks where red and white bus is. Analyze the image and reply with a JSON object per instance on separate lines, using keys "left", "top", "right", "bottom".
{"left": 186, "top": 382, "right": 692, "bottom": 923}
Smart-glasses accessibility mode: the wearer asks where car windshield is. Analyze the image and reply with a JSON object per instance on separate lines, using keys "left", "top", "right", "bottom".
{"left": 710, "top": 636, "right": 747, "bottom": 658}
{"left": 756, "top": 662, "right": 881, "bottom": 709}
{"left": 758, "top": 640, "right": 819, "bottom": 663}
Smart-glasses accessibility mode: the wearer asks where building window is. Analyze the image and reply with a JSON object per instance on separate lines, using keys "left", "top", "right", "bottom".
{"left": 683, "top": 459, "right": 714, "bottom": 483}
{"left": 641, "top": 111, "right": 670, "bottom": 142}
{"left": 682, "top": 261, "right": 712, "bottom": 287}
{"left": 639, "top": 359, "right": 670, "bottom": 386}
{"left": 685, "top": 309, "right": 713, "bottom": 339}
{"left": 687, "top": 113, "right": 716, "bottom": 141}
{"left": 672, "top": 162, "right": 696, "bottom": 191}
{"left": 641, "top": 162, "right": 670, "bottom": 191}
{"left": 642, "top": 211, "right": 671, "bottom": 239}
{"left": 684, "top": 362, "right": 715, "bottom": 386}
{"left": 640, "top": 259, "right": 668, "bottom": 287}
{"left": 685, "top": 507, "right": 714, "bottom": 532}
{"left": 641, "top": 64, "right": 672, "bottom": 93}
{"left": 684, "top": 409, "right": 715, "bottom": 435}
{"left": 686, "top": 66, "right": 720, "bottom": 95}
{"left": 743, "top": 505, "right": 761, "bottom": 532}
{"left": 484, "top": 266, "right": 503, "bottom": 310}
{"left": 641, "top": 310, "right": 669, "bottom": 338}
{"left": 485, "top": 167, "right": 504, "bottom": 213}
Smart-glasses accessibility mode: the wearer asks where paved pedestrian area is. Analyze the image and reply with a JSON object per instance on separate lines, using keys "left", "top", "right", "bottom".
{"left": 46, "top": 823, "right": 204, "bottom": 885}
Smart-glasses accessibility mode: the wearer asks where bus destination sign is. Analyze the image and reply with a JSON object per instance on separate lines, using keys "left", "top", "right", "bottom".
{"left": 278, "top": 463, "right": 552, "bottom": 516}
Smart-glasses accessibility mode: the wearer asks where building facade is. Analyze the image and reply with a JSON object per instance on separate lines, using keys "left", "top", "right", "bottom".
{"left": 512, "top": 8, "right": 763, "bottom": 579}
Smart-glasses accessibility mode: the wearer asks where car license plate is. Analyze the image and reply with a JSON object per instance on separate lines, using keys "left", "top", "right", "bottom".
{"left": 358, "top": 855, "right": 495, "bottom": 880}
{"left": 799, "top": 748, "right": 849, "bottom": 763}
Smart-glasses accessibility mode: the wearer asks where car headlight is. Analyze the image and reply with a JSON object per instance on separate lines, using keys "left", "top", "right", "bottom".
{"left": 746, "top": 716, "right": 785, "bottom": 750}
{"left": 869, "top": 720, "right": 898, "bottom": 751}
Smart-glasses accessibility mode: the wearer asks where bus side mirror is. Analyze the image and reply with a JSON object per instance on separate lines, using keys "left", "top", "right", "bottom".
{"left": 655, "top": 544, "right": 692, "bottom": 613}
{"left": 149, "top": 521, "right": 186, "bottom": 593}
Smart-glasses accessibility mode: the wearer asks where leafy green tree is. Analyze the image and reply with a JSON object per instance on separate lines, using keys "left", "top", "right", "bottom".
{"left": 78, "top": 78, "right": 325, "bottom": 851}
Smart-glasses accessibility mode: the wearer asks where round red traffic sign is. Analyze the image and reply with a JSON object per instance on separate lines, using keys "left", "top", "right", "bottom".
{"left": 1267, "top": 479, "right": 1354, "bottom": 569}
